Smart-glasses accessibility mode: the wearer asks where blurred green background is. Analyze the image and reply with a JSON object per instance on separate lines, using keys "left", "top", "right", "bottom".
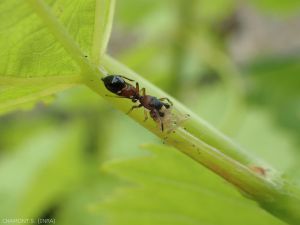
{"left": 0, "top": 0, "right": 299, "bottom": 225}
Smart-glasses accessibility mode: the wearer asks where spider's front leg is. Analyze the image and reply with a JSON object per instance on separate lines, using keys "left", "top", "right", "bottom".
{"left": 127, "top": 104, "right": 142, "bottom": 114}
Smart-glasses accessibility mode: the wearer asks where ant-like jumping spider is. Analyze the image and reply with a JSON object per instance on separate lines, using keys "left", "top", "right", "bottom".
{"left": 102, "top": 75, "right": 175, "bottom": 131}
{"left": 99, "top": 65, "right": 190, "bottom": 132}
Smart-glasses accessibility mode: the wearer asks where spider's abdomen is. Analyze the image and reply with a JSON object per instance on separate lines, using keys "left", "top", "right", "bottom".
{"left": 102, "top": 75, "right": 126, "bottom": 94}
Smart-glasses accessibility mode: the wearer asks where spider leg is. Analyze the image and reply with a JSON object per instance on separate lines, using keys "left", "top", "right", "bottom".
{"left": 105, "top": 94, "right": 127, "bottom": 98}
{"left": 140, "top": 88, "right": 146, "bottom": 96}
{"left": 135, "top": 82, "right": 140, "bottom": 93}
{"left": 143, "top": 109, "right": 149, "bottom": 122}
{"left": 127, "top": 104, "right": 142, "bottom": 114}
{"left": 119, "top": 75, "right": 135, "bottom": 82}
{"left": 159, "top": 97, "right": 173, "bottom": 106}
{"left": 153, "top": 110, "right": 164, "bottom": 131}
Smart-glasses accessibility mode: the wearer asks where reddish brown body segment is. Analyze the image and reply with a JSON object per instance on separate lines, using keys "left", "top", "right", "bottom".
{"left": 120, "top": 85, "right": 139, "bottom": 101}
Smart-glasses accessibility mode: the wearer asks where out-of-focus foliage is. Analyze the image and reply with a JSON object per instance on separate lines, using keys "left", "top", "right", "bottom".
{"left": 194, "top": 84, "right": 298, "bottom": 172}
{"left": 101, "top": 144, "right": 286, "bottom": 225}
{"left": 245, "top": 56, "right": 300, "bottom": 181}
{"left": 246, "top": 57, "right": 300, "bottom": 142}
{"left": 251, "top": 0, "right": 300, "bottom": 14}
{"left": 0, "top": 0, "right": 299, "bottom": 225}
{"left": 0, "top": 123, "right": 84, "bottom": 218}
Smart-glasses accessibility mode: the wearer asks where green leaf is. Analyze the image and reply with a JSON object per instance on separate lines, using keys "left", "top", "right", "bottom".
{"left": 100, "top": 144, "right": 287, "bottom": 225}
{"left": 0, "top": 0, "right": 115, "bottom": 112}
{"left": 0, "top": 81, "right": 73, "bottom": 114}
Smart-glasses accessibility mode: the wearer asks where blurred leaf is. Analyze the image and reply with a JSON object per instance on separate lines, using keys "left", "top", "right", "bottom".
{"left": 52, "top": 86, "right": 105, "bottom": 112}
{"left": 100, "top": 144, "right": 286, "bottom": 225}
{"left": 0, "top": 111, "right": 55, "bottom": 151}
{"left": 195, "top": 0, "right": 235, "bottom": 22}
{"left": 115, "top": 0, "right": 166, "bottom": 25}
{"left": 246, "top": 56, "right": 300, "bottom": 143}
{"left": 56, "top": 172, "right": 119, "bottom": 225}
{"left": 186, "top": 84, "right": 229, "bottom": 128}
{"left": 235, "top": 108, "right": 298, "bottom": 172}
{"left": 0, "top": 122, "right": 85, "bottom": 218}
{"left": 186, "top": 82, "right": 297, "bottom": 173}
{"left": 250, "top": 0, "right": 300, "bottom": 14}
{"left": 0, "top": 82, "right": 75, "bottom": 114}
{"left": 102, "top": 114, "right": 155, "bottom": 161}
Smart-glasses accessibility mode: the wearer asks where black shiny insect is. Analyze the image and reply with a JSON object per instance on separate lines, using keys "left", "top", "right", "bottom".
{"left": 101, "top": 75, "right": 173, "bottom": 131}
